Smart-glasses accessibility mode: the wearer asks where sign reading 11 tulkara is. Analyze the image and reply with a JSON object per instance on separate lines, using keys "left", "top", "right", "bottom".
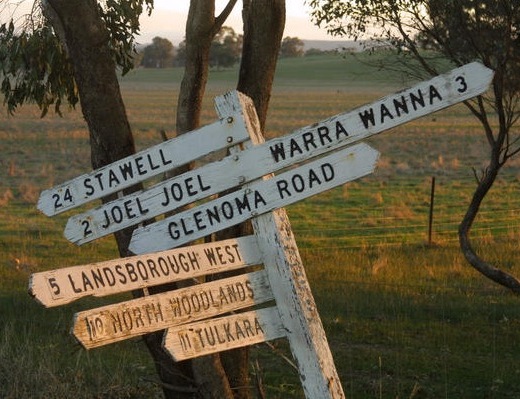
{"left": 30, "top": 62, "right": 493, "bottom": 399}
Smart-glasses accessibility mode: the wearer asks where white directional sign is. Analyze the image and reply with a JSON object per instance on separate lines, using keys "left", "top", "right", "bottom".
{"left": 63, "top": 62, "right": 493, "bottom": 245}
{"left": 72, "top": 270, "right": 273, "bottom": 349}
{"left": 37, "top": 112, "right": 250, "bottom": 216}
{"left": 30, "top": 63, "right": 495, "bottom": 399}
{"left": 129, "top": 142, "right": 380, "bottom": 253}
{"left": 29, "top": 236, "right": 261, "bottom": 307}
{"left": 164, "top": 306, "right": 285, "bottom": 361}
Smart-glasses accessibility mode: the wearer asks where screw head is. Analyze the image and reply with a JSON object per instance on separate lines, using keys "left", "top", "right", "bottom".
{"left": 227, "top": 116, "right": 234, "bottom": 124}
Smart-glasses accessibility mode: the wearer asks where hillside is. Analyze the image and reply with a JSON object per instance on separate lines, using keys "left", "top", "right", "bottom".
{"left": 302, "top": 39, "right": 362, "bottom": 52}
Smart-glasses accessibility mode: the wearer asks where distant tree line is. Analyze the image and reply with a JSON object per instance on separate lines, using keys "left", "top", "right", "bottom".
{"left": 137, "top": 29, "right": 335, "bottom": 69}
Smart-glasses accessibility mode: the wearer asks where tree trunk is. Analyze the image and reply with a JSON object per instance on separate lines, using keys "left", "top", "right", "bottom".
{"left": 215, "top": 2, "right": 286, "bottom": 398}
{"left": 174, "top": 1, "right": 240, "bottom": 398}
{"left": 44, "top": 1, "right": 197, "bottom": 398}
{"left": 45, "top": 0, "right": 285, "bottom": 397}
{"left": 458, "top": 139, "right": 520, "bottom": 293}
{"left": 458, "top": 70, "right": 520, "bottom": 293}
{"left": 45, "top": 0, "right": 137, "bottom": 255}
{"left": 238, "top": 0, "right": 286, "bottom": 129}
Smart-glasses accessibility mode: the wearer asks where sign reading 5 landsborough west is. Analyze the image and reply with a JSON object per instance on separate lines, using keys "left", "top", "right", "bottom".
{"left": 31, "top": 62, "right": 494, "bottom": 399}
{"left": 29, "top": 235, "right": 261, "bottom": 307}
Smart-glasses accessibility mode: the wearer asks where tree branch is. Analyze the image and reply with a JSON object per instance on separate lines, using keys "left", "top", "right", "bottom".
{"left": 213, "top": 0, "right": 238, "bottom": 35}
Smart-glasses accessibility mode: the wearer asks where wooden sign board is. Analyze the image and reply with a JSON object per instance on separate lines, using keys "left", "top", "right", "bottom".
{"left": 72, "top": 270, "right": 273, "bottom": 349}
{"left": 29, "top": 236, "right": 261, "bottom": 307}
{"left": 63, "top": 62, "right": 493, "bottom": 245}
{"left": 164, "top": 306, "right": 285, "bottom": 361}
{"left": 37, "top": 112, "right": 250, "bottom": 216}
{"left": 129, "top": 142, "right": 379, "bottom": 253}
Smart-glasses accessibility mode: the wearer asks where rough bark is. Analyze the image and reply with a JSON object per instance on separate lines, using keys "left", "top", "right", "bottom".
{"left": 43, "top": 1, "right": 197, "bottom": 398}
{"left": 458, "top": 70, "right": 520, "bottom": 293}
{"left": 174, "top": 2, "right": 240, "bottom": 398}
{"left": 45, "top": 0, "right": 136, "bottom": 255}
{"left": 238, "top": 0, "right": 286, "bottom": 129}
{"left": 214, "top": 2, "right": 287, "bottom": 398}
{"left": 45, "top": 0, "right": 286, "bottom": 397}
{"left": 176, "top": 0, "right": 237, "bottom": 135}
{"left": 458, "top": 165, "right": 520, "bottom": 293}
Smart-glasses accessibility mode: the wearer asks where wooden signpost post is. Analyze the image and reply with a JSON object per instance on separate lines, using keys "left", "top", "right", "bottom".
{"left": 30, "top": 62, "right": 493, "bottom": 399}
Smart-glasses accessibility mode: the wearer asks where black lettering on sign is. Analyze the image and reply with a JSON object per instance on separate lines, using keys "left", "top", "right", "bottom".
{"left": 52, "top": 188, "right": 73, "bottom": 210}
{"left": 269, "top": 121, "right": 348, "bottom": 163}
{"left": 191, "top": 316, "right": 264, "bottom": 350}
{"left": 47, "top": 277, "right": 61, "bottom": 296}
{"left": 81, "top": 149, "right": 174, "bottom": 198}
{"left": 160, "top": 174, "right": 211, "bottom": 207}
{"left": 455, "top": 75, "right": 468, "bottom": 93}
{"left": 85, "top": 316, "right": 105, "bottom": 341}
{"left": 110, "top": 302, "right": 164, "bottom": 335}
{"left": 276, "top": 162, "right": 335, "bottom": 199}
{"left": 167, "top": 190, "right": 267, "bottom": 241}
{"left": 82, "top": 220, "right": 93, "bottom": 237}
{"left": 359, "top": 84, "right": 444, "bottom": 129}
{"left": 100, "top": 197, "right": 150, "bottom": 229}
{"left": 204, "top": 243, "right": 242, "bottom": 266}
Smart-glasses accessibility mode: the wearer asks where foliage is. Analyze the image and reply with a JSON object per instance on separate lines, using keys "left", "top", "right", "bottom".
{"left": 209, "top": 26, "right": 242, "bottom": 68}
{"left": 309, "top": 0, "right": 520, "bottom": 291}
{"left": 140, "top": 36, "right": 174, "bottom": 68}
{"left": 175, "top": 26, "right": 242, "bottom": 69}
{"left": 280, "top": 36, "right": 304, "bottom": 58}
{"left": 0, "top": 0, "right": 153, "bottom": 115}
{"left": 0, "top": 20, "right": 77, "bottom": 116}
{"left": 101, "top": 0, "right": 154, "bottom": 74}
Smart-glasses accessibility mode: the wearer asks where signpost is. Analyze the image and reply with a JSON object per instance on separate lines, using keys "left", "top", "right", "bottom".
{"left": 31, "top": 63, "right": 494, "bottom": 399}
{"left": 164, "top": 306, "right": 285, "bottom": 361}
{"left": 63, "top": 62, "right": 493, "bottom": 245}
{"left": 29, "top": 235, "right": 262, "bottom": 307}
{"left": 214, "top": 91, "right": 347, "bottom": 398}
{"left": 72, "top": 270, "right": 273, "bottom": 348}
{"left": 37, "top": 112, "right": 250, "bottom": 216}
{"left": 128, "top": 143, "right": 379, "bottom": 253}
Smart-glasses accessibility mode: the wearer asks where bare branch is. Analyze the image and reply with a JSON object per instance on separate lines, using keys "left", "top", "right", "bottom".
{"left": 213, "top": 0, "right": 238, "bottom": 35}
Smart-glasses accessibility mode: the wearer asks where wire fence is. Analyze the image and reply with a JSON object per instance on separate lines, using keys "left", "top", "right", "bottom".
{"left": 289, "top": 176, "right": 520, "bottom": 250}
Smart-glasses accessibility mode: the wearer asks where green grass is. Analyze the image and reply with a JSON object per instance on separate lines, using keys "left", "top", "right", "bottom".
{"left": 1, "top": 53, "right": 520, "bottom": 398}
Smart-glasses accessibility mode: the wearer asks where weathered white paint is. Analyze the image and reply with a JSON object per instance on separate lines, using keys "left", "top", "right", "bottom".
{"left": 63, "top": 62, "right": 492, "bottom": 244}
{"left": 128, "top": 142, "right": 379, "bottom": 254}
{"left": 29, "top": 236, "right": 261, "bottom": 307}
{"left": 164, "top": 306, "right": 285, "bottom": 361}
{"left": 215, "top": 91, "right": 346, "bottom": 398}
{"left": 72, "top": 270, "right": 273, "bottom": 349}
{"left": 37, "top": 112, "right": 250, "bottom": 216}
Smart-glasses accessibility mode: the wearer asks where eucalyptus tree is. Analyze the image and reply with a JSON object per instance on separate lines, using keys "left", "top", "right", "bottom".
{"left": 0, "top": 0, "right": 285, "bottom": 397}
{"left": 309, "top": 0, "right": 520, "bottom": 292}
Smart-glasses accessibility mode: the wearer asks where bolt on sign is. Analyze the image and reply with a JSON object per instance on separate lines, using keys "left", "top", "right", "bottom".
{"left": 31, "top": 62, "right": 493, "bottom": 399}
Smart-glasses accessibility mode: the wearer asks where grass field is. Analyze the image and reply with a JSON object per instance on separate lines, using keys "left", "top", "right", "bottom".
{"left": 1, "top": 53, "right": 520, "bottom": 398}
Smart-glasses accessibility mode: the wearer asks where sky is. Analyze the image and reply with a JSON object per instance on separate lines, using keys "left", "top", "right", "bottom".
{"left": 138, "top": 0, "right": 341, "bottom": 45}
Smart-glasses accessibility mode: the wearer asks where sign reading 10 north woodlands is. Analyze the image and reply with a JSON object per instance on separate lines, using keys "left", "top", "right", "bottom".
{"left": 30, "top": 62, "right": 493, "bottom": 399}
